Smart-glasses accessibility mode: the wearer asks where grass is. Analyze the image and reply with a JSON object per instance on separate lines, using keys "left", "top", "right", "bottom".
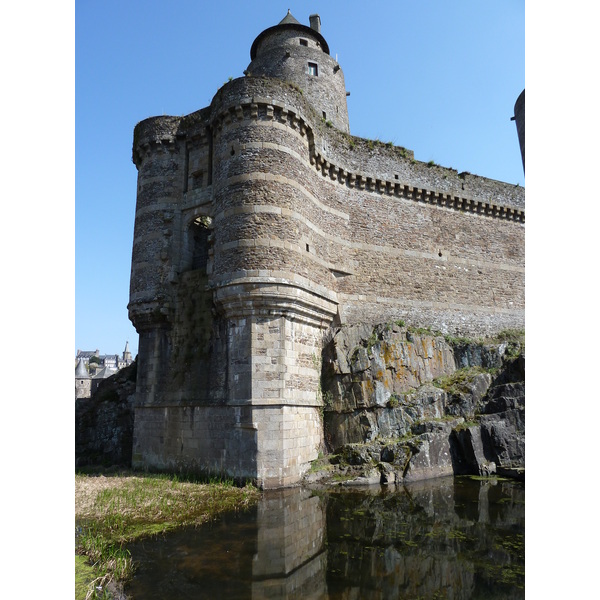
{"left": 75, "top": 555, "right": 98, "bottom": 599}
{"left": 75, "top": 471, "right": 260, "bottom": 599}
{"left": 432, "top": 366, "right": 491, "bottom": 395}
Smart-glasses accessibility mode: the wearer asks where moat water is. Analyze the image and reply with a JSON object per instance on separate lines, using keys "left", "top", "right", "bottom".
{"left": 125, "top": 476, "right": 524, "bottom": 599}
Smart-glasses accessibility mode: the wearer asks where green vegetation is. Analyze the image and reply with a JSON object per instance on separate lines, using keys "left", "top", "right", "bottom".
{"left": 308, "top": 454, "right": 335, "bottom": 474}
{"left": 75, "top": 471, "right": 260, "bottom": 599}
{"left": 443, "top": 333, "right": 474, "bottom": 346}
{"left": 492, "top": 329, "right": 525, "bottom": 357}
{"left": 322, "top": 390, "right": 334, "bottom": 408}
{"left": 453, "top": 419, "right": 480, "bottom": 431}
{"left": 365, "top": 329, "right": 380, "bottom": 353}
{"left": 387, "top": 395, "right": 400, "bottom": 408}
{"left": 407, "top": 325, "right": 437, "bottom": 337}
{"left": 384, "top": 319, "right": 405, "bottom": 331}
{"left": 75, "top": 555, "right": 98, "bottom": 599}
{"left": 433, "top": 366, "right": 491, "bottom": 396}
{"left": 442, "top": 328, "right": 524, "bottom": 352}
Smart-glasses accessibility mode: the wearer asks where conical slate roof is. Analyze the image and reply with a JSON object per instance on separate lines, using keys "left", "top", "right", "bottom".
{"left": 75, "top": 358, "right": 89, "bottom": 378}
{"left": 278, "top": 9, "right": 301, "bottom": 26}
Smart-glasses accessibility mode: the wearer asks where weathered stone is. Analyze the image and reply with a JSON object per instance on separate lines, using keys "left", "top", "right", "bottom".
{"left": 479, "top": 411, "right": 525, "bottom": 468}
{"left": 350, "top": 346, "right": 371, "bottom": 374}
{"left": 481, "top": 382, "right": 524, "bottom": 414}
{"left": 310, "top": 325, "right": 525, "bottom": 486}
{"left": 445, "top": 373, "right": 492, "bottom": 418}
{"left": 379, "top": 442, "right": 411, "bottom": 467}
{"left": 75, "top": 362, "right": 137, "bottom": 468}
{"left": 378, "top": 462, "right": 397, "bottom": 485}
{"left": 450, "top": 425, "right": 495, "bottom": 476}
{"left": 403, "top": 429, "right": 455, "bottom": 483}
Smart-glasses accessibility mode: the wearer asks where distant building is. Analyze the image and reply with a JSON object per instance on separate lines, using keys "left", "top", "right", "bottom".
{"left": 75, "top": 341, "right": 134, "bottom": 399}
{"left": 75, "top": 349, "right": 99, "bottom": 368}
{"left": 91, "top": 366, "right": 119, "bottom": 395}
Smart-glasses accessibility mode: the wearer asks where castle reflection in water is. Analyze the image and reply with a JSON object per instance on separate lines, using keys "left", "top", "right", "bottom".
{"left": 127, "top": 477, "right": 524, "bottom": 599}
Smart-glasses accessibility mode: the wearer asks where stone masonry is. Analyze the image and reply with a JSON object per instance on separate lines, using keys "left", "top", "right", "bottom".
{"left": 128, "top": 12, "right": 524, "bottom": 488}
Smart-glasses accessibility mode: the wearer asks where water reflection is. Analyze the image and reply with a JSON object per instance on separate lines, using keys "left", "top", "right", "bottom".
{"left": 126, "top": 477, "right": 524, "bottom": 599}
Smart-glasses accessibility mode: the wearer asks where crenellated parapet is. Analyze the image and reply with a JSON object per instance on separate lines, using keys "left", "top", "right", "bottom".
{"left": 208, "top": 78, "right": 524, "bottom": 224}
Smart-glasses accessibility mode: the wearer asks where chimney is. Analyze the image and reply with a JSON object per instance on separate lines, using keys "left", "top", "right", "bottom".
{"left": 309, "top": 14, "right": 321, "bottom": 33}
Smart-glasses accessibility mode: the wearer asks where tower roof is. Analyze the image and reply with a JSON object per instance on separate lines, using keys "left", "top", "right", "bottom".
{"left": 278, "top": 9, "right": 301, "bottom": 26}
{"left": 250, "top": 11, "right": 330, "bottom": 60}
{"left": 75, "top": 359, "right": 89, "bottom": 378}
{"left": 92, "top": 366, "right": 117, "bottom": 380}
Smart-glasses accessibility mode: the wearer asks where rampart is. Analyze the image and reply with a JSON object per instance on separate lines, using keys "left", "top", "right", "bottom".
{"left": 128, "top": 12, "right": 524, "bottom": 488}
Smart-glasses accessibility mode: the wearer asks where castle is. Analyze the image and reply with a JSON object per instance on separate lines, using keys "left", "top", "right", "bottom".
{"left": 128, "top": 12, "right": 524, "bottom": 488}
{"left": 75, "top": 342, "right": 134, "bottom": 399}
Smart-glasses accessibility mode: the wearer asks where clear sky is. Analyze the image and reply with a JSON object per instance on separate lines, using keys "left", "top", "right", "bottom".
{"left": 75, "top": 0, "right": 524, "bottom": 359}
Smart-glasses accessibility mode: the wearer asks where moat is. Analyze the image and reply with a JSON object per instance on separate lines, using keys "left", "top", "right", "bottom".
{"left": 125, "top": 476, "right": 524, "bottom": 599}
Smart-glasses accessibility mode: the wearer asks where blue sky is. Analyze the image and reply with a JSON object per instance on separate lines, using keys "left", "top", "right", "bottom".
{"left": 75, "top": 0, "right": 524, "bottom": 358}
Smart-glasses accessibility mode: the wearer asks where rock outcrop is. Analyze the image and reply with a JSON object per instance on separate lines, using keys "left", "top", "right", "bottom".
{"left": 305, "top": 324, "right": 524, "bottom": 485}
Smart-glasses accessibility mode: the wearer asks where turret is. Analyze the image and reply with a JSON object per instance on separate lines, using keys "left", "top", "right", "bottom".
{"left": 247, "top": 11, "right": 350, "bottom": 132}
{"left": 75, "top": 359, "right": 91, "bottom": 399}
{"left": 512, "top": 89, "right": 525, "bottom": 172}
{"left": 123, "top": 340, "right": 132, "bottom": 362}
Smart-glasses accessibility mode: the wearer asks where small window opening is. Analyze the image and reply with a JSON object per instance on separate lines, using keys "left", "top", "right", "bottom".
{"left": 308, "top": 62, "right": 318, "bottom": 76}
{"left": 190, "top": 216, "right": 212, "bottom": 272}
{"left": 395, "top": 174, "right": 399, "bottom": 180}
{"left": 438, "top": 251, "right": 443, "bottom": 257}
{"left": 230, "top": 146, "right": 235, "bottom": 156}
{"left": 300, "top": 39, "right": 308, "bottom": 46}
{"left": 306, "top": 244, "right": 310, "bottom": 252}
{"left": 322, "top": 111, "right": 327, "bottom": 120}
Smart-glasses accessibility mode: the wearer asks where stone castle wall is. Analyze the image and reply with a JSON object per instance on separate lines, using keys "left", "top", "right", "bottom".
{"left": 128, "top": 28, "right": 524, "bottom": 488}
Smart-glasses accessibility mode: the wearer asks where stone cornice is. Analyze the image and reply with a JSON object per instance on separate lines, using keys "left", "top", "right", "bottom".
{"left": 213, "top": 278, "right": 338, "bottom": 328}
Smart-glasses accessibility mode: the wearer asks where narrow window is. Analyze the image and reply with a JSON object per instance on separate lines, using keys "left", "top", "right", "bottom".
{"left": 308, "top": 62, "right": 318, "bottom": 76}
{"left": 300, "top": 39, "right": 308, "bottom": 47}
{"left": 190, "top": 216, "right": 212, "bottom": 273}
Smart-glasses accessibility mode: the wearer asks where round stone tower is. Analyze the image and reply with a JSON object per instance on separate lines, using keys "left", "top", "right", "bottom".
{"left": 247, "top": 11, "right": 350, "bottom": 132}
{"left": 75, "top": 358, "right": 91, "bottom": 399}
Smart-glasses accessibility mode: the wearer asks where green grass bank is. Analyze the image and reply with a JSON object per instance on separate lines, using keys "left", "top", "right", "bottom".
{"left": 75, "top": 470, "right": 260, "bottom": 600}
